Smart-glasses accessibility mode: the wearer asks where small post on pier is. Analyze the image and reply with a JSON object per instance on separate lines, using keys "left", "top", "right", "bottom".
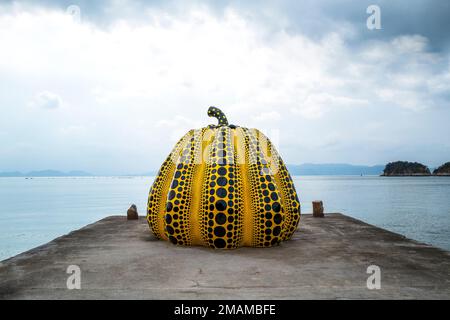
{"left": 127, "top": 204, "right": 138, "bottom": 220}
{"left": 312, "top": 201, "right": 324, "bottom": 218}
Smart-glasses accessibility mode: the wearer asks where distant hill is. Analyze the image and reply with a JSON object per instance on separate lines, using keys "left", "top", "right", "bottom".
{"left": 8, "top": 162, "right": 447, "bottom": 177}
{"left": 381, "top": 161, "right": 431, "bottom": 176}
{"left": 0, "top": 170, "right": 93, "bottom": 177}
{"left": 433, "top": 162, "right": 450, "bottom": 176}
{"left": 287, "top": 163, "right": 384, "bottom": 175}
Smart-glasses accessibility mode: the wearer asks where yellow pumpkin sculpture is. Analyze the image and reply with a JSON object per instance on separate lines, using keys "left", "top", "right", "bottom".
{"left": 147, "top": 107, "right": 300, "bottom": 248}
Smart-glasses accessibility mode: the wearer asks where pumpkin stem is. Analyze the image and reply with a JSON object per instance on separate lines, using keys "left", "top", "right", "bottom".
{"left": 208, "top": 106, "right": 229, "bottom": 126}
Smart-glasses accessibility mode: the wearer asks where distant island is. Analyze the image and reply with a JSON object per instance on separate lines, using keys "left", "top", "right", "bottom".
{"left": 433, "top": 162, "right": 450, "bottom": 176}
{"left": 381, "top": 161, "right": 450, "bottom": 176}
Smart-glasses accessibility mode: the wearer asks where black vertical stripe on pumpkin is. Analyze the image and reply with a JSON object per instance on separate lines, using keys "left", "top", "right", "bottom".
{"left": 147, "top": 131, "right": 191, "bottom": 240}
{"left": 258, "top": 131, "right": 301, "bottom": 241}
{"left": 199, "top": 127, "right": 245, "bottom": 249}
{"left": 240, "top": 127, "right": 284, "bottom": 247}
{"left": 163, "top": 129, "right": 200, "bottom": 245}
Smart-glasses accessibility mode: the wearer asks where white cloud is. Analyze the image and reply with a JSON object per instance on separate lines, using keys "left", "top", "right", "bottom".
{"left": 292, "top": 93, "right": 368, "bottom": 119}
{"left": 0, "top": 4, "right": 448, "bottom": 172}
{"left": 254, "top": 111, "right": 281, "bottom": 122}
{"left": 28, "top": 91, "right": 62, "bottom": 109}
{"left": 376, "top": 88, "right": 430, "bottom": 111}
{"left": 391, "top": 35, "right": 428, "bottom": 53}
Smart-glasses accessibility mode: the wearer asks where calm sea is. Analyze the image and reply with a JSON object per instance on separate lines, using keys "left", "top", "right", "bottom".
{"left": 0, "top": 176, "right": 449, "bottom": 260}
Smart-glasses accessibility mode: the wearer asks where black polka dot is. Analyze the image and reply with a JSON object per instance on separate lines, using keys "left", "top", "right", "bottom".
{"left": 166, "top": 225, "right": 174, "bottom": 235}
{"left": 216, "top": 188, "right": 227, "bottom": 198}
{"left": 168, "top": 190, "right": 175, "bottom": 200}
{"left": 270, "top": 192, "right": 278, "bottom": 201}
{"left": 169, "top": 236, "right": 178, "bottom": 244}
{"left": 214, "top": 226, "right": 226, "bottom": 237}
{"left": 274, "top": 213, "right": 282, "bottom": 224}
{"left": 215, "top": 200, "right": 227, "bottom": 211}
{"left": 215, "top": 213, "right": 227, "bottom": 224}
{"left": 165, "top": 214, "right": 172, "bottom": 224}
{"left": 218, "top": 150, "right": 226, "bottom": 157}
{"left": 273, "top": 226, "right": 281, "bottom": 236}
{"left": 218, "top": 167, "right": 227, "bottom": 176}
{"left": 272, "top": 202, "right": 281, "bottom": 212}
{"left": 217, "top": 177, "right": 227, "bottom": 186}
{"left": 166, "top": 202, "right": 173, "bottom": 212}
{"left": 214, "top": 238, "right": 226, "bottom": 248}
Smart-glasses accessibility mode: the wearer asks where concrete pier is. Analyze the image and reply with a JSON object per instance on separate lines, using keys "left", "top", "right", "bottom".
{"left": 1, "top": 213, "right": 449, "bottom": 299}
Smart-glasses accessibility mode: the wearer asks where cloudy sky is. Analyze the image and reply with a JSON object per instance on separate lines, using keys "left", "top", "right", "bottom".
{"left": 0, "top": 0, "right": 449, "bottom": 174}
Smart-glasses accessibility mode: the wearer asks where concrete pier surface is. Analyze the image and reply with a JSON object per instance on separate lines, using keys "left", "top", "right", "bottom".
{"left": 1, "top": 213, "right": 449, "bottom": 299}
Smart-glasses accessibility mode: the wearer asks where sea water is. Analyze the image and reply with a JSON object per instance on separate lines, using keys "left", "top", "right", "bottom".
{"left": 0, "top": 176, "right": 449, "bottom": 260}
